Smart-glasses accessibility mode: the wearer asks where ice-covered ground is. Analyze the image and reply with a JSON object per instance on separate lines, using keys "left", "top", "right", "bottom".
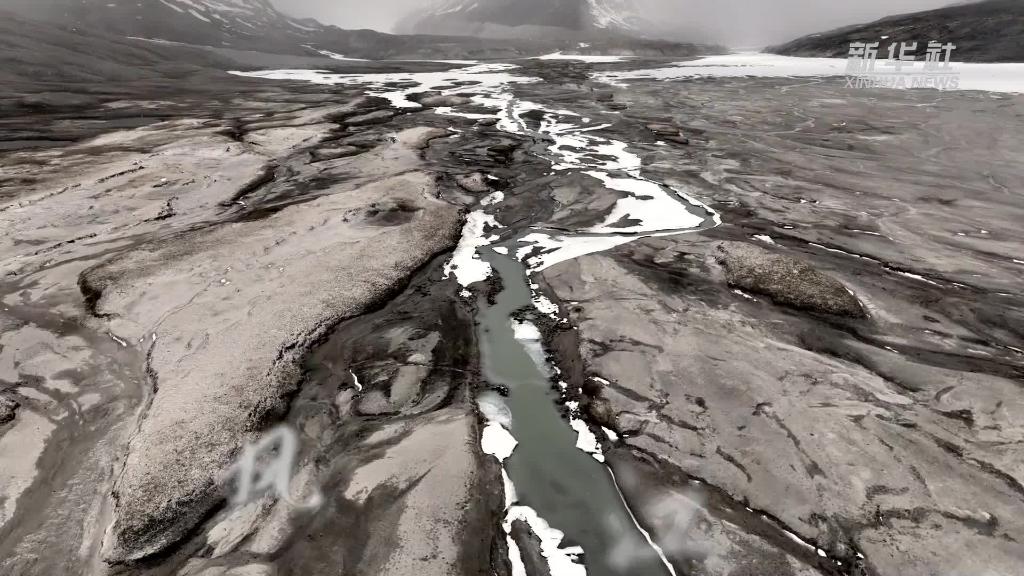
{"left": 231, "top": 63, "right": 539, "bottom": 108}
{"left": 594, "top": 52, "right": 1024, "bottom": 94}
{"left": 488, "top": 100, "right": 718, "bottom": 278}
{"left": 240, "top": 61, "right": 719, "bottom": 287}
{"left": 534, "top": 52, "right": 632, "bottom": 63}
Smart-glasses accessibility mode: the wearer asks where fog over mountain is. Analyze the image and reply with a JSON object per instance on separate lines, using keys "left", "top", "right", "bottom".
{"left": 269, "top": 0, "right": 957, "bottom": 46}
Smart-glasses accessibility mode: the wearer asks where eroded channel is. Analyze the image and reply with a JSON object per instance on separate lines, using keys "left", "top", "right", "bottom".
{"left": 476, "top": 248, "right": 677, "bottom": 576}
{"left": 236, "top": 58, "right": 723, "bottom": 575}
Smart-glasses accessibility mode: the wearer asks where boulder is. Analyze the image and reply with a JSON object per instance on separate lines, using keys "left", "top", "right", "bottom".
{"left": 714, "top": 241, "right": 866, "bottom": 317}
{"left": 456, "top": 172, "right": 491, "bottom": 193}
{"left": 0, "top": 396, "right": 18, "bottom": 425}
{"left": 418, "top": 95, "right": 472, "bottom": 107}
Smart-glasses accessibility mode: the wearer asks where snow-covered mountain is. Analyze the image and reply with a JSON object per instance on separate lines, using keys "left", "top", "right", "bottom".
{"left": 2, "top": 0, "right": 710, "bottom": 68}
{"left": 585, "top": 0, "right": 647, "bottom": 32}
{"left": 1, "top": 0, "right": 327, "bottom": 54}
{"left": 398, "top": 0, "right": 653, "bottom": 39}
{"left": 151, "top": 0, "right": 324, "bottom": 34}
{"left": 1, "top": 0, "right": 549, "bottom": 60}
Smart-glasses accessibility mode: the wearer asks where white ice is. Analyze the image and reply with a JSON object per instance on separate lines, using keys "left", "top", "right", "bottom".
{"left": 507, "top": 536, "right": 528, "bottom": 576}
{"left": 511, "top": 320, "right": 551, "bottom": 374}
{"left": 584, "top": 171, "right": 704, "bottom": 234}
{"left": 570, "top": 418, "right": 605, "bottom": 462}
{"left": 594, "top": 52, "right": 1024, "bottom": 94}
{"left": 511, "top": 320, "right": 542, "bottom": 341}
{"left": 443, "top": 211, "right": 501, "bottom": 287}
{"left": 517, "top": 232, "right": 636, "bottom": 273}
{"left": 535, "top": 52, "right": 631, "bottom": 63}
{"left": 478, "top": 391, "right": 513, "bottom": 428}
{"left": 230, "top": 63, "right": 539, "bottom": 109}
{"left": 481, "top": 422, "right": 518, "bottom": 462}
{"left": 504, "top": 505, "right": 588, "bottom": 576}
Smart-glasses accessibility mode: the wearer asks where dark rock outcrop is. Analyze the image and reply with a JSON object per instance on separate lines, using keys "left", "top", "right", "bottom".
{"left": 0, "top": 396, "right": 19, "bottom": 425}
{"left": 769, "top": 0, "right": 1024, "bottom": 62}
{"left": 509, "top": 520, "right": 552, "bottom": 576}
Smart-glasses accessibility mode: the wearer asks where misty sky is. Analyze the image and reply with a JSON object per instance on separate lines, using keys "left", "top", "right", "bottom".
{"left": 270, "top": 0, "right": 956, "bottom": 47}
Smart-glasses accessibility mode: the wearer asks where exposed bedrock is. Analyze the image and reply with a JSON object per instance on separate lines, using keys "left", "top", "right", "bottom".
{"left": 542, "top": 235, "right": 1024, "bottom": 576}
{"left": 86, "top": 165, "right": 461, "bottom": 562}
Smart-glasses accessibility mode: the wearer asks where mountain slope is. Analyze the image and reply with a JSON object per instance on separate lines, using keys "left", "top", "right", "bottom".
{"left": 398, "top": 0, "right": 652, "bottom": 40}
{"left": 2, "top": 0, "right": 324, "bottom": 54}
{"left": 0, "top": 0, "right": 581, "bottom": 61}
{"left": 0, "top": 10, "right": 240, "bottom": 92}
{"left": 769, "top": 0, "right": 1024, "bottom": 62}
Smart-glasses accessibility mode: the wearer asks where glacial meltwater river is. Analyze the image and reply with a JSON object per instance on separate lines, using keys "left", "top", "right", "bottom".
{"left": 476, "top": 248, "right": 677, "bottom": 576}
{"left": 234, "top": 58, "right": 723, "bottom": 575}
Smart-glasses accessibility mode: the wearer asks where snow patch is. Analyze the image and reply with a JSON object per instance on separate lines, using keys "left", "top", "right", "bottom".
{"left": 188, "top": 8, "right": 211, "bottom": 22}
{"left": 532, "top": 292, "right": 561, "bottom": 319}
{"left": 584, "top": 171, "right": 704, "bottom": 234}
{"left": 443, "top": 211, "right": 500, "bottom": 287}
{"left": 305, "top": 46, "right": 367, "bottom": 61}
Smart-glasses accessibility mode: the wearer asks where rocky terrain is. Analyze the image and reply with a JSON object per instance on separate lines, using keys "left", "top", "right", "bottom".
{"left": 1, "top": 5, "right": 1023, "bottom": 576}
{"left": 770, "top": 0, "right": 1024, "bottom": 62}
{"left": 0, "top": 71, "right": 484, "bottom": 571}
{"left": 537, "top": 74, "right": 1024, "bottom": 575}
